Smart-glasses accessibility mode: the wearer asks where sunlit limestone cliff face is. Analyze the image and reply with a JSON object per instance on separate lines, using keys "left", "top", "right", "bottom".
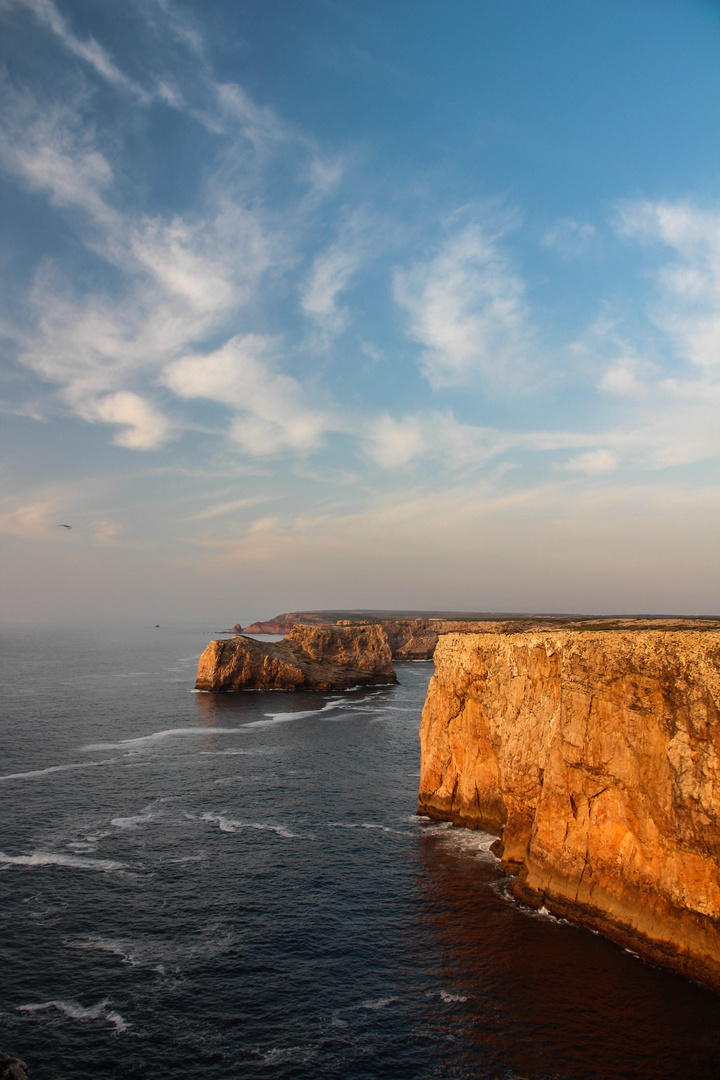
{"left": 196, "top": 624, "right": 396, "bottom": 692}
{"left": 418, "top": 630, "right": 720, "bottom": 990}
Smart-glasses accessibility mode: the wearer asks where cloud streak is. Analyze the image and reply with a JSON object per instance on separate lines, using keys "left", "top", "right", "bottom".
{"left": 394, "top": 219, "right": 534, "bottom": 389}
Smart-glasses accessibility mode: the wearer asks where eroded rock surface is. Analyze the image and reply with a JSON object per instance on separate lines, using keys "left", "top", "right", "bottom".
{"left": 196, "top": 624, "right": 396, "bottom": 692}
{"left": 418, "top": 628, "right": 720, "bottom": 990}
{"left": 0, "top": 1052, "right": 29, "bottom": 1080}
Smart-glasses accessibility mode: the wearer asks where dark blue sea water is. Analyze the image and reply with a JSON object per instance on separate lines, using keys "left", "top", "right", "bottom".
{"left": 1, "top": 623, "right": 719, "bottom": 1080}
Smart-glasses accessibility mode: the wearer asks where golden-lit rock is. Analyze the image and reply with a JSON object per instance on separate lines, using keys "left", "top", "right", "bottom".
{"left": 418, "top": 628, "right": 720, "bottom": 990}
{"left": 196, "top": 624, "right": 396, "bottom": 692}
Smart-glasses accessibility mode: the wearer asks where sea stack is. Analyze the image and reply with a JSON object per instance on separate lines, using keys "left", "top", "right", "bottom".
{"left": 418, "top": 627, "right": 720, "bottom": 990}
{"left": 196, "top": 623, "right": 397, "bottom": 692}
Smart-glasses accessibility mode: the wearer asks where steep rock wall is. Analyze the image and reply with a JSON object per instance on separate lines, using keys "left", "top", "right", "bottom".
{"left": 196, "top": 624, "right": 396, "bottom": 692}
{"left": 418, "top": 630, "right": 720, "bottom": 990}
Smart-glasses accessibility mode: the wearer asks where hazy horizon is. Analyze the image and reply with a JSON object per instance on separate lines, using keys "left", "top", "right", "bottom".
{"left": 1, "top": 0, "right": 718, "bottom": 625}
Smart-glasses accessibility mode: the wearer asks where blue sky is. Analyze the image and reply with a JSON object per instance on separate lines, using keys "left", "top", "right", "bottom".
{"left": 1, "top": 0, "right": 718, "bottom": 623}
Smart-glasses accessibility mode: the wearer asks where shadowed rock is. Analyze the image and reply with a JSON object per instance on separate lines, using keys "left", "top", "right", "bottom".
{"left": 196, "top": 624, "right": 397, "bottom": 692}
{"left": 0, "top": 1052, "right": 29, "bottom": 1080}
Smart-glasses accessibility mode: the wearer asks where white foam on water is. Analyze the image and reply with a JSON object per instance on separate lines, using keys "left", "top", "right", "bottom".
{"left": 328, "top": 822, "right": 397, "bottom": 834}
{"left": 83, "top": 727, "right": 241, "bottom": 751}
{"left": 0, "top": 758, "right": 117, "bottom": 781}
{"left": 244, "top": 701, "right": 339, "bottom": 728}
{"left": 0, "top": 850, "right": 127, "bottom": 872}
{"left": 200, "top": 811, "right": 296, "bottom": 839}
{"left": 360, "top": 996, "right": 398, "bottom": 1010}
{"left": 69, "top": 936, "right": 140, "bottom": 966}
{"left": 214, "top": 774, "right": 260, "bottom": 786}
{"left": 111, "top": 812, "right": 156, "bottom": 830}
{"left": 420, "top": 819, "right": 498, "bottom": 854}
{"left": 518, "top": 903, "right": 566, "bottom": 925}
{"left": 18, "top": 998, "right": 128, "bottom": 1032}
{"left": 200, "top": 748, "right": 263, "bottom": 756}
{"left": 331, "top": 995, "right": 399, "bottom": 1027}
{"left": 111, "top": 796, "right": 176, "bottom": 830}
{"left": 440, "top": 990, "right": 468, "bottom": 1003}
{"left": 261, "top": 1045, "right": 316, "bottom": 1066}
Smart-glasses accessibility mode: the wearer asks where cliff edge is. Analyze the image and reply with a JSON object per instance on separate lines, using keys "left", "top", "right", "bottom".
{"left": 418, "top": 629, "right": 720, "bottom": 990}
{"left": 196, "top": 624, "right": 396, "bottom": 692}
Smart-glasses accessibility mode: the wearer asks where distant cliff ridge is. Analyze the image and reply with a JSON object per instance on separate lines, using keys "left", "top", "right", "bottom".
{"left": 418, "top": 628, "right": 720, "bottom": 991}
{"left": 196, "top": 624, "right": 396, "bottom": 692}
{"left": 240, "top": 611, "right": 720, "bottom": 660}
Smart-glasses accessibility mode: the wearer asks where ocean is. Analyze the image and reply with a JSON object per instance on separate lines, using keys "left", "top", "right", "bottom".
{"left": 1, "top": 622, "right": 719, "bottom": 1079}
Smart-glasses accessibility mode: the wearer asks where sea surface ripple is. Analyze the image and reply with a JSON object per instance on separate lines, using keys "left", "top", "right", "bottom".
{"left": 1, "top": 622, "right": 719, "bottom": 1079}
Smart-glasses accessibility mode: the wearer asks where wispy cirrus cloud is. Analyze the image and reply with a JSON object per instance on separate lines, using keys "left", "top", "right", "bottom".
{"left": 614, "top": 200, "right": 720, "bottom": 375}
{"left": 0, "top": 86, "right": 116, "bottom": 226}
{"left": 15, "top": 0, "right": 152, "bottom": 101}
{"left": 301, "top": 210, "right": 379, "bottom": 342}
{"left": 163, "top": 334, "right": 340, "bottom": 455}
{"left": 542, "top": 217, "right": 598, "bottom": 258}
{"left": 394, "top": 218, "right": 534, "bottom": 389}
{"left": 587, "top": 200, "right": 720, "bottom": 470}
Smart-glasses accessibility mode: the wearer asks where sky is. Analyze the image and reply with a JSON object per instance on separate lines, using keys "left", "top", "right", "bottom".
{"left": 1, "top": 0, "right": 719, "bottom": 624}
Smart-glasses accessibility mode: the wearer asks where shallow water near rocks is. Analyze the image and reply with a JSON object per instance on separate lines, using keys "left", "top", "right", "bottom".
{"left": 1, "top": 622, "right": 719, "bottom": 1079}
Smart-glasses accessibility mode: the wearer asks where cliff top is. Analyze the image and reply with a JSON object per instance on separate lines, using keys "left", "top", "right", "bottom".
{"left": 241, "top": 610, "right": 720, "bottom": 634}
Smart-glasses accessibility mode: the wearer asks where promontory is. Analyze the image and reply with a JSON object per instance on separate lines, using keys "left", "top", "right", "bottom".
{"left": 417, "top": 623, "right": 720, "bottom": 991}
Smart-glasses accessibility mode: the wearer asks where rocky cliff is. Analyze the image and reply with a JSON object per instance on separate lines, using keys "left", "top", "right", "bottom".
{"left": 418, "top": 628, "right": 720, "bottom": 990}
{"left": 196, "top": 624, "right": 396, "bottom": 692}
{"left": 240, "top": 610, "right": 719, "bottom": 657}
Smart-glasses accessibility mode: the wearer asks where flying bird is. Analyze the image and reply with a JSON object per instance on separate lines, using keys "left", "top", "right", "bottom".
{"left": 57, "top": 524, "right": 72, "bottom": 529}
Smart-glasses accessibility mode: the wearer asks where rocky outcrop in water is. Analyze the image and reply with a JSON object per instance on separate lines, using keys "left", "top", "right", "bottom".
{"left": 196, "top": 624, "right": 397, "bottom": 692}
{"left": 417, "top": 627, "right": 720, "bottom": 991}
{"left": 0, "top": 1052, "right": 29, "bottom": 1080}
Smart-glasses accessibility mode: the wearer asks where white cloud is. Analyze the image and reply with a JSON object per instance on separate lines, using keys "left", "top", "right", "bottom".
{"left": 301, "top": 211, "right": 373, "bottom": 340}
{"left": 599, "top": 358, "right": 650, "bottom": 398}
{"left": 363, "top": 411, "right": 513, "bottom": 471}
{"left": 0, "top": 494, "right": 64, "bottom": 538}
{"left": 0, "top": 83, "right": 283, "bottom": 446}
{"left": 90, "top": 392, "right": 172, "bottom": 450}
{"left": 187, "top": 496, "right": 273, "bottom": 522}
{"left": 163, "top": 334, "right": 337, "bottom": 455}
{"left": 0, "top": 89, "right": 116, "bottom": 227}
{"left": 563, "top": 450, "right": 618, "bottom": 473}
{"left": 92, "top": 518, "right": 122, "bottom": 545}
{"left": 364, "top": 415, "right": 427, "bottom": 467}
{"left": 19, "top": 0, "right": 151, "bottom": 101}
{"left": 586, "top": 200, "right": 720, "bottom": 471}
{"left": 301, "top": 241, "right": 361, "bottom": 338}
{"left": 394, "top": 221, "right": 533, "bottom": 388}
{"left": 614, "top": 200, "right": 720, "bottom": 375}
{"left": 542, "top": 218, "right": 598, "bottom": 257}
